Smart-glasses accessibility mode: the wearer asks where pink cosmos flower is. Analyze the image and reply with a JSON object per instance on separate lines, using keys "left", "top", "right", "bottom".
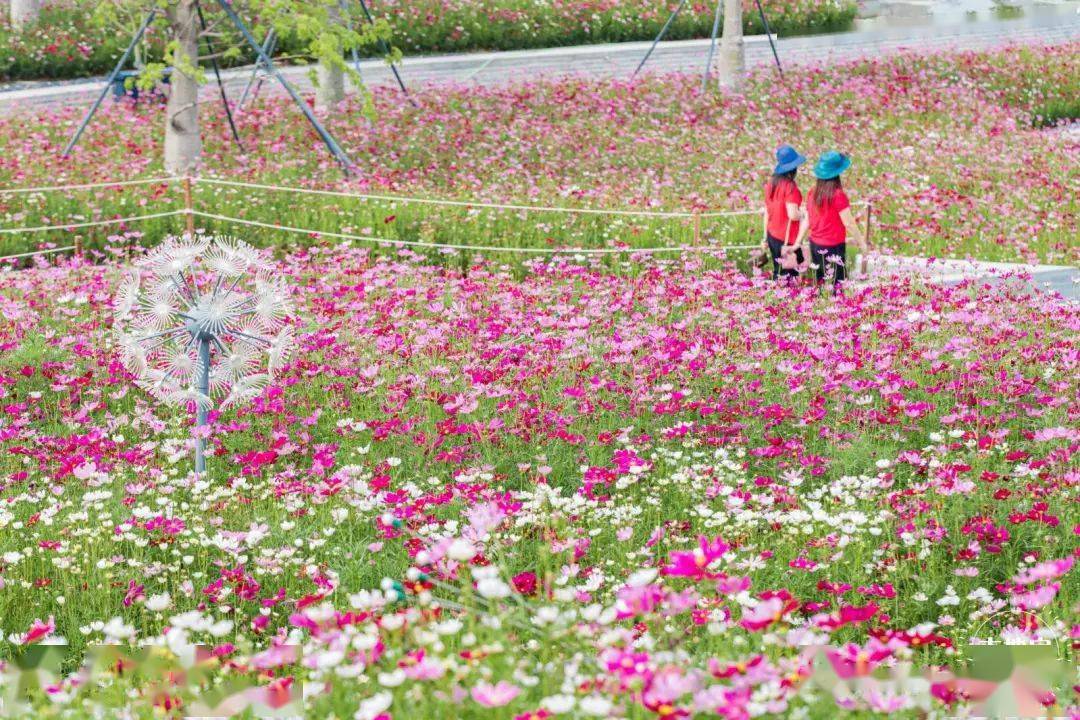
{"left": 1012, "top": 556, "right": 1074, "bottom": 586}
{"left": 825, "top": 639, "right": 893, "bottom": 678}
{"left": 400, "top": 649, "right": 445, "bottom": 680}
{"left": 17, "top": 616, "right": 55, "bottom": 645}
{"left": 471, "top": 680, "right": 520, "bottom": 707}
{"left": 663, "top": 535, "right": 729, "bottom": 580}
{"left": 739, "top": 597, "right": 789, "bottom": 632}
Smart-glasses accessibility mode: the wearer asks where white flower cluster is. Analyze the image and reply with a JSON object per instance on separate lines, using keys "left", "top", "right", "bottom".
{"left": 114, "top": 234, "right": 295, "bottom": 413}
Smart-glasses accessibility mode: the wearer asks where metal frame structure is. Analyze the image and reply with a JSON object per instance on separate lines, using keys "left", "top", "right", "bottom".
{"left": 61, "top": 1, "right": 366, "bottom": 175}
{"left": 238, "top": 0, "right": 415, "bottom": 110}
{"left": 632, "top": 0, "right": 784, "bottom": 87}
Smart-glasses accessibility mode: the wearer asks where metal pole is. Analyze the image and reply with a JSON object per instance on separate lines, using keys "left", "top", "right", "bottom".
{"left": 702, "top": 0, "right": 723, "bottom": 92}
{"left": 753, "top": 0, "right": 783, "bottom": 78}
{"left": 196, "top": 0, "right": 243, "bottom": 150}
{"left": 215, "top": 0, "right": 355, "bottom": 175}
{"left": 62, "top": 8, "right": 158, "bottom": 157}
{"left": 195, "top": 336, "right": 210, "bottom": 474}
{"left": 183, "top": 177, "right": 196, "bottom": 237}
{"left": 632, "top": 0, "right": 690, "bottom": 78}
{"left": 237, "top": 29, "right": 276, "bottom": 109}
{"left": 339, "top": 0, "right": 365, "bottom": 80}
{"left": 353, "top": 0, "right": 416, "bottom": 106}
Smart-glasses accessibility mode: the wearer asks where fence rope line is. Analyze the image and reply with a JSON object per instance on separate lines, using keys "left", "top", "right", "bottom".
{"left": 0, "top": 209, "right": 188, "bottom": 235}
{"left": 192, "top": 177, "right": 765, "bottom": 219}
{"left": 0, "top": 177, "right": 175, "bottom": 196}
{"left": 0, "top": 175, "right": 868, "bottom": 221}
{"left": 190, "top": 210, "right": 760, "bottom": 255}
{"left": 0, "top": 246, "right": 77, "bottom": 262}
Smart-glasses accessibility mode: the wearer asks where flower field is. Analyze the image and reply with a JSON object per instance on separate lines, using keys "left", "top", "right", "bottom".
{"left": 0, "top": 243, "right": 1077, "bottom": 718}
{"left": 1, "top": 43, "right": 1077, "bottom": 265}
{"left": 0, "top": 0, "right": 856, "bottom": 83}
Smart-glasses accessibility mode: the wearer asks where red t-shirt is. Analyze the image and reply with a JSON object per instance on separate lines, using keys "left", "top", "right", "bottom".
{"left": 807, "top": 187, "right": 851, "bottom": 247}
{"left": 764, "top": 180, "right": 803, "bottom": 245}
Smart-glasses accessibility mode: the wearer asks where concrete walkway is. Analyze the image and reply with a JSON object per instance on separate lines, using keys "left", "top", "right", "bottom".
{"left": 2, "top": 14, "right": 1078, "bottom": 113}
{"left": 866, "top": 255, "right": 1078, "bottom": 301}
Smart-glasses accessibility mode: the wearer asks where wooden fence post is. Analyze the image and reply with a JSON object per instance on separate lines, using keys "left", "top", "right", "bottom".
{"left": 865, "top": 201, "right": 873, "bottom": 248}
{"left": 74, "top": 237, "right": 83, "bottom": 258}
{"left": 861, "top": 201, "right": 873, "bottom": 276}
{"left": 183, "top": 176, "right": 195, "bottom": 237}
{"left": 692, "top": 212, "right": 701, "bottom": 246}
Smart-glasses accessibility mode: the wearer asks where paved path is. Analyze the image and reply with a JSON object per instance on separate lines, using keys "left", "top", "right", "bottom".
{"left": 867, "top": 256, "right": 1078, "bottom": 301}
{"left": 2, "top": 15, "right": 1078, "bottom": 113}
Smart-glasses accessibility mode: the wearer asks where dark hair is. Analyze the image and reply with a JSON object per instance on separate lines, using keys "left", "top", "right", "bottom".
{"left": 767, "top": 170, "right": 797, "bottom": 202}
{"left": 811, "top": 177, "right": 842, "bottom": 209}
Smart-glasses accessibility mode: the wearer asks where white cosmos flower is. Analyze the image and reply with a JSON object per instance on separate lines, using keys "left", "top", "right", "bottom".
{"left": 580, "top": 696, "right": 613, "bottom": 716}
{"left": 377, "top": 669, "right": 405, "bottom": 687}
{"left": 355, "top": 692, "right": 393, "bottom": 720}
{"left": 476, "top": 577, "right": 511, "bottom": 599}
{"left": 446, "top": 538, "right": 476, "bottom": 561}
{"left": 102, "top": 617, "right": 135, "bottom": 642}
{"left": 146, "top": 593, "right": 172, "bottom": 612}
{"left": 541, "top": 695, "right": 576, "bottom": 713}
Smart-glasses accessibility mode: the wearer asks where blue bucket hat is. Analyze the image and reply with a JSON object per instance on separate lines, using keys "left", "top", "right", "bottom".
{"left": 813, "top": 151, "right": 852, "bottom": 180}
{"left": 773, "top": 144, "right": 806, "bottom": 175}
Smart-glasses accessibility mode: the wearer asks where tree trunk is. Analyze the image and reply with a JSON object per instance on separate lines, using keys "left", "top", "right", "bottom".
{"left": 164, "top": 0, "right": 202, "bottom": 176}
{"left": 315, "top": 4, "right": 346, "bottom": 112}
{"left": 718, "top": 0, "right": 745, "bottom": 90}
{"left": 9, "top": 0, "right": 41, "bottom": 30}
{"left": 315, "top": 60, "right": 346, "bottom": 111}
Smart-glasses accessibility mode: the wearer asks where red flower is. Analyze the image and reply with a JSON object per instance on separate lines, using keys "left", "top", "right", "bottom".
{"left": 512, "top": 571, "right": 538, "bottom": 596}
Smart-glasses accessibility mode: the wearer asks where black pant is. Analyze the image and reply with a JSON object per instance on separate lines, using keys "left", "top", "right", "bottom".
{"left": 810, "top": 241, "right": 846, "bottom": 289}
{"left": 766, "top": 233, "right": 803, "bottom": 280}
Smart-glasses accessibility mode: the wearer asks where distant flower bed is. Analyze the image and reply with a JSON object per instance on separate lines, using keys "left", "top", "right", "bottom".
{"left": 372, "top": 0, "right": 856, "bottom": 54}
{"left": 0, "top": 43, "right": 1075, "bottom": 265}
{"left": 0, "top": 0, "right": 856, "bottom": 82}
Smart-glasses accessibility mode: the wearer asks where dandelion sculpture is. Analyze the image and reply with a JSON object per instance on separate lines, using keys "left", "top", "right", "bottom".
{"left": 114, "top": 234, "right": 294, "bottom": 473}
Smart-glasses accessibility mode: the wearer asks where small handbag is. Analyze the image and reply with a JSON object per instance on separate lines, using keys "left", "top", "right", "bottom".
{"left": 779, "top": 244, "right": 799, "bottom": 270}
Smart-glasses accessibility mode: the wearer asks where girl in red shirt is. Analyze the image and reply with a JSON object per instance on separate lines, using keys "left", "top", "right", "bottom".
{"left": 762, "top": 144, "right": 807, "bottom": 280}
{"left": 795, "top": 151, "right": 868, "bottom": 291}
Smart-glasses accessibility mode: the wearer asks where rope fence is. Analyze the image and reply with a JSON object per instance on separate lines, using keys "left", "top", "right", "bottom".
{"left": 190, "top": 210, "right": 760, "bottom": 255}
{"left": 0, "top": 177, "right": 173, "bottom": 196}
{"left": 0, "top": 245, "right": 77, "bottom": 261}
{"left": 0, "top": 175, "right": 870, "bottom": 262}
{"left": 194, "top": 177, "right": 769, "bottom": 219}
{"left": 0, "top": 209, "right": 189, "bottom": 235}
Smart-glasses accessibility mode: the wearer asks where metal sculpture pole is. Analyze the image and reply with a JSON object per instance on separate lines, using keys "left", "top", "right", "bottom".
{"left": 702, "top": 0, "right": 723, "bottom": 91}
{"left": 341, "top": 0, "right": 366, "bottom": 79}
{"left": 195, "top": 333, "right": 211, "bottom": 473}
{"left": 753, "top": 0, "right": 784, "bottom": 78}
{"left": 238, "top": 29, "right": 278, "bottom": 109}
{"left": 215, "top": 0, "right": 355, "bottom": 174}
{"left": 351, "top": 0, "right": 416, "bottom": 106}
{"left": 195, "top": 0, "right": 243, "bottom": 150}
{"left": 116, "top": 235, "right": 295, "bottom": 477}
{"left": 62, "top": 8, "right": 158, "bottom": 157}
{"left": 632, "top": 0, "right": 689, "bottom": 78}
